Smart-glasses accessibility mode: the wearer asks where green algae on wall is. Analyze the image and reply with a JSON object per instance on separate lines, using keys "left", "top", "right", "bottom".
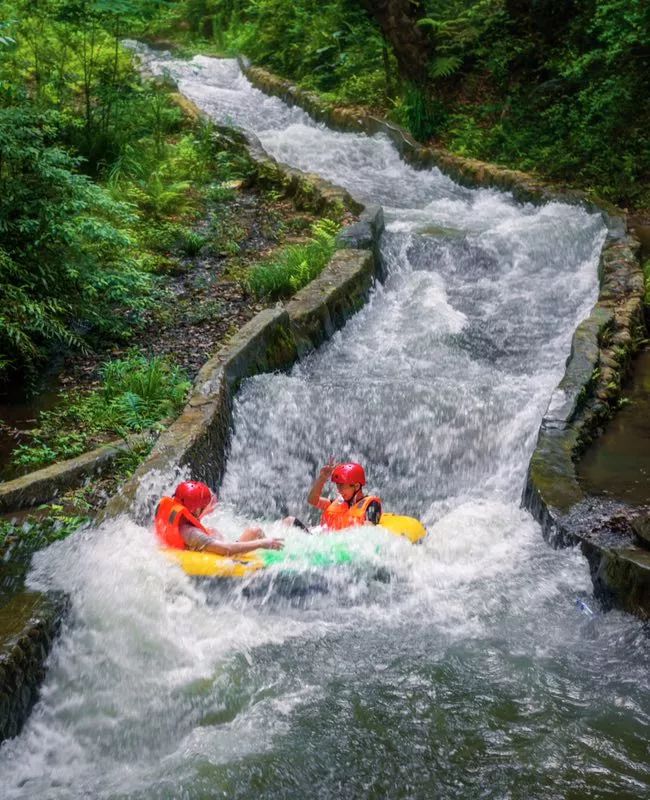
{"left": 0, "top": 591, "right": 67, "bottom": 742}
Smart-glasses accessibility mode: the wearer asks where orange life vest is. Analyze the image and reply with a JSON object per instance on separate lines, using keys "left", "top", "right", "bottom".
{"left": 154, "top": 496, "right": 209, "bottom": 550}
{"left": 321, "top": 495, "right": 382, "bottom": 531}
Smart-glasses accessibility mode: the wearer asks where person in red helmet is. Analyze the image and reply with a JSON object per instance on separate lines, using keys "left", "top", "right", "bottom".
{"left": 307, "top": 459, "right": 382, "bottom": 531}
{"left": 155, "top": 480, "right": 283, "bottom": 555}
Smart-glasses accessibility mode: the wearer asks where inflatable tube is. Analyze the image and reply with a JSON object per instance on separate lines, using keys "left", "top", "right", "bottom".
{"left": 378, "top": 513, "right": 428, "bottom": 544}
{"left": 162, "top": 548, "right": 265, "bottom": 577}
{"left": 163, "top": 513, "right": 427, "bottom": 578}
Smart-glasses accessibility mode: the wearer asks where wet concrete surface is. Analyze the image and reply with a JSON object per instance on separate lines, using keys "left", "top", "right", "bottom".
{"left": 629, "top": 216, "right": 650, "bottom": 259}
{"left": 578, "top": 348, "right": 650, "bottom": 506}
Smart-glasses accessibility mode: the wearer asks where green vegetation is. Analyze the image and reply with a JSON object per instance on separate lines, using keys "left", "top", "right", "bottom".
{"left": 0, "top": 1, "right": 253, "bottom": 387}
{"left": 644, "top": 260, "right": 650, "bottom": 307}
{"left": 248, "top": 218, "right": 339, "bottom": 298}
{"left": 163, "top": 1, "right": 393, "bottom": 106}
{"left": 12, "top": 352, "right": 190, "bottom": 470}
{"left": 0, "top": 512, "right": 90, "bottom": 559}
{"left": 1, "top": 0, "right": 645, "bottom": 385}
{"left": 159, "top": 1, "right": 649, "bottom": 209}
{"left": 0, "top": 106, "right": 150, "bottom": 382}
{"left": 1, "top": 0, "right": 644, "bottom": 479}
{"left": 0, "top": 436, "right": 153, "bottom": 565}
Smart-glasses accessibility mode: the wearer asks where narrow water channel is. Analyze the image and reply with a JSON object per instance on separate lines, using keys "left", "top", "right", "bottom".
{"left": 0, "top": 47, "right": 648, "bottom": 799}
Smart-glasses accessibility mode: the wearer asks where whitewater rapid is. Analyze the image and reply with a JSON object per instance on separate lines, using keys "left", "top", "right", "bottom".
{"left": 0, "top": 46, "right": 647, "bottom": 800}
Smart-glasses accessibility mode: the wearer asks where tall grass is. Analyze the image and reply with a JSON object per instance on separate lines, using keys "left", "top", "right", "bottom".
{"left": 248, "top": 219, "right": 340, "bottom": 298}
{"left": 12, "top": 352, "right": 191, "bottom": 470}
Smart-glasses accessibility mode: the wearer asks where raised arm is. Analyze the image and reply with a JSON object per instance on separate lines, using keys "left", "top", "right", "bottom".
{"left": 307, "top": 459, "right": 336, "bottom": 508}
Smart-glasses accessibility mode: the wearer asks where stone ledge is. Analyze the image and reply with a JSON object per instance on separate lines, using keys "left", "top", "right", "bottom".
{"left": 632, "top": 516, "right": 650, "bottom": 548}
{"left": 287, "top": 249, "right": 376, "bottom": 354}
{"left": 581, "top": 539, "right": 650, "bottom": 619}
{"left": 523, "top": 238, "right": 644, "bottom": 510}
{"left": 0, "top": 591, "right": 67, "bottom": 742}
{"left": 337, "top": 205, "right": 385, "bottom": 266}
{"left": 0, "top": 435, "right": 149, "bottom": 514}
{"left": 522, "top": 230, "right": 647, "bottom": 616}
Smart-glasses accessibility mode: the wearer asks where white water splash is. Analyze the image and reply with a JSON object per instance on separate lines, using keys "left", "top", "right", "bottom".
{"left": 1, "top": 46, "right": 647, "bottom": 800}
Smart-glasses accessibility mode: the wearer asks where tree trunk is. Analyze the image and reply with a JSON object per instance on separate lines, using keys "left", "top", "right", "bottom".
{"left": 356, "top": 0, "right": 433, "bottom": 85}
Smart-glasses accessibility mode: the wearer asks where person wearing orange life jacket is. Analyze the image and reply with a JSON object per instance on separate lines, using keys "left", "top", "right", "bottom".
{"left": 154, "top": 480, "right": 283, "bottom": 555}
{"left": 307, "top": 460, "right": 382, "bottom": 531}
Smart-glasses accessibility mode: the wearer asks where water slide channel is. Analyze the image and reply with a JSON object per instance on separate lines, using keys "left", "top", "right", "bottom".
{"left": 0, "top": 47, "right": 648, "bottom": 799}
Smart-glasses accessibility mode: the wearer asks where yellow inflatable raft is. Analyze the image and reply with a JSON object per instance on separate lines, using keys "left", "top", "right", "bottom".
{"left": 379, "top": 512, "right": 427, "bottom": 544}
{"left": 163, "top": 513, "right": 427, "bottom": 578}
{"left": 163, "top": 548, "right": 266, "bottom": 578}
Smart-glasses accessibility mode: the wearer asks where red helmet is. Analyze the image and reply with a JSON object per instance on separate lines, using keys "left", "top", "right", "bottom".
{"left": 331, "top": 463, "right": 366, "bottom": 486}
{"left": 173, "top": 481, "right": 214, "bottom": 515}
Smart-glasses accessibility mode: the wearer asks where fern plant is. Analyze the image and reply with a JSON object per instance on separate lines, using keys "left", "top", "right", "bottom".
{"left": 0, "top": 107, "right": 152, "bottom": 382}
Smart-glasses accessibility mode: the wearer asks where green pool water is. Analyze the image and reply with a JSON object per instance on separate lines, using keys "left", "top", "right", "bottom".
{"left": 578, "top": 348, "right": 650, "bottom": 506}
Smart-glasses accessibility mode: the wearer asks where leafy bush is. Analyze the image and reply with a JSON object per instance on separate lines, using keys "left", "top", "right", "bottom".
{"left": 0, "top": 1, "right": 171, "bottom": 171}
{"left": 0, "top": 5, "right": 250, "bottom": 388}
{"left": 0, "top": 108, "right": 152, "bottom": 381}
{"left": 206, "top": 182, "right": 237, "bottom": 203}
{"left": 422, "top": 0, "right": 650, "bottom": 206}
{"left": 185, "top": 298, "right": 223, "bottom": 325}
{"left": 213, "top": 149, "right": 256, "bottom": 182}
{"left": 12, "top": 352, "right": 191, "bottom": 470}
{"left": 390, "top": 83, "right": 447, "bottom": 142}
{"left": 12, "top": 433, "right": 88, "bottom": 470}
{"left": 169, "top": 0, "right": 393, "bottom": 103}
{"left": 109, "top": 131, "right": 225, "bottom": 222}
{"left": 445, "top": 114, "right": 488, "bottom": 158}
{"left": 248, "top": 219, "right": 339, "bottom": 298}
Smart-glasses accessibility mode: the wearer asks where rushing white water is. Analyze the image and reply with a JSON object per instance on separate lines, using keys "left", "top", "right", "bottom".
{"left": 1, "top": 47, "right": 648, "bottom": 800}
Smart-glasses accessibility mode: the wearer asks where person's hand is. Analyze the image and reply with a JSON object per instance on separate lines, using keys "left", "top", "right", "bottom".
{"left": 319, "top": 457, "right": 337, "bottom": 479}
{"left": 262, "top": 537, "right": 284, "bottom": 550}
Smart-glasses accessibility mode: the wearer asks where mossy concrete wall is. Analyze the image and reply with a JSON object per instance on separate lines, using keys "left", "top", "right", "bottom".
{"left": 239, "top": 61, "right": 649, "bottom": 618}
{"left": 0, "top": 591, "right": 66, "bottom": 741}
{"left": 0, "top": 434, "right": 151, "bottom": 514}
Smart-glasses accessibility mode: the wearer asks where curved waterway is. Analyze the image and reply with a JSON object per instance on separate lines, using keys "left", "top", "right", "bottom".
{"left": 1, "top": 47, "right": 648, "bottom": 799}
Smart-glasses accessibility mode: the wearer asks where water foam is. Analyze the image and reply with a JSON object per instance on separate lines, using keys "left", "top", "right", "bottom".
{"left": 1, "top": 45, "right": 647, "bottom": 800}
